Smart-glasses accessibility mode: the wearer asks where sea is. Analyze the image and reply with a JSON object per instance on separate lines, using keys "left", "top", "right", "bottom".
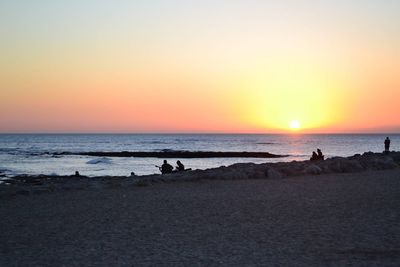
{"left": 0, "top": 134, "right": 398, "bottom": 177}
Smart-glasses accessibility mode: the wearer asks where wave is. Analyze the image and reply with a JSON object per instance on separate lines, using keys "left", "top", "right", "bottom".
{"left": 86, "top": 157, "right": 113, "bottom": 165}
{"left": 0, "top": 168, "right": 17, "bottom": 178}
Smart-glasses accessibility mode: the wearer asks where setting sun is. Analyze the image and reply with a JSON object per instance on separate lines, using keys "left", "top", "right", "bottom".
{"left": 289, "top": 120, "right": 301, "bottom": 130}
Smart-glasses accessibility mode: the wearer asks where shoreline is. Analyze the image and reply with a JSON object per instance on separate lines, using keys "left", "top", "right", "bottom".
{"left": 1, "top": 151, "right": 399, "bottom": 197}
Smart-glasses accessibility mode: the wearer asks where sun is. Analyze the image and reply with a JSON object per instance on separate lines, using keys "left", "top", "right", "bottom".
{"left": 289, "top": 120, "right": 301, "bottom": 130}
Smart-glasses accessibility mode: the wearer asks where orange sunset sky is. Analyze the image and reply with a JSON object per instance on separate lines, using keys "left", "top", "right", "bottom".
{"left": 1, "top": 1, "right": 399, "bottom": 133}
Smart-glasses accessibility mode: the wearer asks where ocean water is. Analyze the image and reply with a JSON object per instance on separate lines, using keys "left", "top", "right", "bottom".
{"left": 0, "top": 134, "right": 398, "bottom": 177}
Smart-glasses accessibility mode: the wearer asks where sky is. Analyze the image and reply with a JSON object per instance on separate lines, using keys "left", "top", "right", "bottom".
{"left": 1, "top": 0, "right": 399, "bottom": 133}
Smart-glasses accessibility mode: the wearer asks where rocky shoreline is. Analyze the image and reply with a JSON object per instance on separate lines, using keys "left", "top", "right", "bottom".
{"left": 1, "top": 151, "right": 399, "bottom": 198}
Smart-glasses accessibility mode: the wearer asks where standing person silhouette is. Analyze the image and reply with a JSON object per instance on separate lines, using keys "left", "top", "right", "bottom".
{"left": 384, "top": 137, "right": 391, "bottom": 153}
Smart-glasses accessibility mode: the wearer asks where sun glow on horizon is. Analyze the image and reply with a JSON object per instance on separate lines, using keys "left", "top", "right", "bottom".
{"left": 289, "top": 120, "right": 301, "bottom": 130}
{"left": 0, "top": 1, "right": 399, "bottom": 133}
{"left": 234, "top": 62, "right": 350, "bottom": 133}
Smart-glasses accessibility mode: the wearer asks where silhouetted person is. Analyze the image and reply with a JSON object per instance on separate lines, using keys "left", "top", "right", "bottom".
{"left": 317, "top": 149, "right": 324, "bottom": 160}
{"left": 160, "top": 160, "right": 173, "bottom": 174}
{"left": 176, "top": 160, "right": 185, "bottom": 171}
{"left": 384, "top": 137, "right": 391, "bottom": 153}
{"left": 310, "top": 151, "right": 318, "bottom": 161}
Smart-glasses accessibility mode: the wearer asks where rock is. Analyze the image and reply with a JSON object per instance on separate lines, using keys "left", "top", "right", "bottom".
{"left": 363, "top": 151, "right": 375, "bottom": 156}
{"left": 280, "top": 163, "right": 307, "bottom": 176}
{"left": 303, "top": 164, "right": 322, "bottom": 175}
{"left": 252, "top": 169, "right": 267, "bottom": 179}
{"left": 24, "top": 178, "right": 44, "bottom": 185}
{"left": 371, "top": 157, "right": 398, "bottom": 170}
{"left": 389, "top": 153, "right": 400, "bottom": 164}
{"left": 324, "top": 158, "right": 364, "bottom": 173}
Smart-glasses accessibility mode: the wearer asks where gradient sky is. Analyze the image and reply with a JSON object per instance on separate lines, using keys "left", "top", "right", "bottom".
{"left": 1, "top": 0, "right": 399, "bottom": 133}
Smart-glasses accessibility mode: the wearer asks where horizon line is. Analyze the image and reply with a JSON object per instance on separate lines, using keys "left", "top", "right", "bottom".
{"left": 0, "top": 132, "right": 399, "bottom": 135}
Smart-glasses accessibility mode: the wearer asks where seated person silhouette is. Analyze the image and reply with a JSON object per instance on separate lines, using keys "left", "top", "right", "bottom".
{"left": 310, "top": 151, "right": 318, "bottom": 161}
{"left": 317, "top": 149, "right": 324, "bottom": 160}
{"left": 160, "top": 160, "right": 173, "bottom": 174}
{"left": 176, "top": 160, "right": 185, "bottom": 171}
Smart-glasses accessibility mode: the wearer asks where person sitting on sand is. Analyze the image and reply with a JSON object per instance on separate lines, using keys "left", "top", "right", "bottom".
{"left": 317, "top": 149, "right": 324, "bottom": 160}
{"left": 310, "top": 151, "right": 318, "bottom": 161}
{"left": 176, "top": 160, "right": 185, "bottom": 171}
{"left": 384, "top": 137, "right": 391, "bottom": 153}
{"left": 160, "top": 160, "right": 173, "bottom": 174}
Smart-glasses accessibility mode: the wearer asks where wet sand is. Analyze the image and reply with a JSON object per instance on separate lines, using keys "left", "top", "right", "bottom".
{"left": 1, "top": 169, "right": 400, "bottom": 266}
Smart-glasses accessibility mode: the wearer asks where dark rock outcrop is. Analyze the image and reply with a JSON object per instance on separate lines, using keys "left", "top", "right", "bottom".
{"left": 55, "top": 151, "right": 287, "bottom": 158}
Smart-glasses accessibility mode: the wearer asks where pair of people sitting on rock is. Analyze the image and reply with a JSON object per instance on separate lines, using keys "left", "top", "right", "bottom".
{"left": 159, "top": 160, "right": 185, "bottom": 174}
{"left": 310, "top": 149, "right": 324, "bottom": 161}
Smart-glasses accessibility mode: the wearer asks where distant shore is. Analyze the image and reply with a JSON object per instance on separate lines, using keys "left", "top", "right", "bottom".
{"left": 54, "top": 150, "right": 288, "bottom": 158}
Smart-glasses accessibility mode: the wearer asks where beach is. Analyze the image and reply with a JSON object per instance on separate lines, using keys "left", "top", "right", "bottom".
{"left": 1, "top": 167, "right": 400, "bottom": 266}
{"left": 2, "top": 0, "right": 399, "bottom": 265}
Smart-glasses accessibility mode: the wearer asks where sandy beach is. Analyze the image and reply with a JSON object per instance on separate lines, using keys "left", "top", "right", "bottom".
{"left": 2, "top": 0, "right": 399, "bottom": 265}
{"left": 1, "top": 168, "right": 400, "bottom": 266}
